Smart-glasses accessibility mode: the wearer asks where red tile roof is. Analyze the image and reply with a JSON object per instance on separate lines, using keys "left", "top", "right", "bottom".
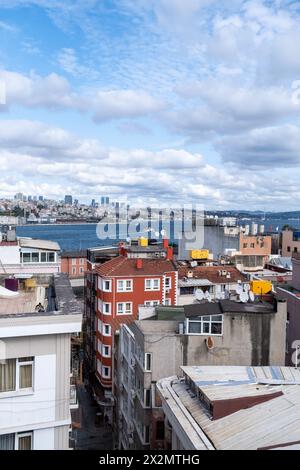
{"left": 95, "top": 255, "right": 176, "bottom": 277}
{"left": 178, "top": 265, "right": 247, "bottom": 284}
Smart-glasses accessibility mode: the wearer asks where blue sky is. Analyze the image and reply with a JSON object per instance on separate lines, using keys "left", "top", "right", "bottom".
{"left": 1, "top": 0, "right": 300, "bottom": 210}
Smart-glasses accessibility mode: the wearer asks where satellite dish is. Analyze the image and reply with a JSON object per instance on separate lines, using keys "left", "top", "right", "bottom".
{"left": 240, "top": 291, "right": 249, "bottom": 303}
{"left": 205, "top": 292, "right": 212, "bottom": 303}
{"left": 195, "top": 289, "right": 204, "bottom": 301}
{"left": 244, "top": 284, "right": 250, "bottom": 291}
{"left": 236, "top": 284, "right": 243, "bottom": 295}
{"left": 249, "top": 291, "right": 255, "bottom": 302}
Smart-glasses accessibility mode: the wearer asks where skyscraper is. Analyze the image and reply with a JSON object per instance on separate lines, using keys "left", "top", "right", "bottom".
{"left": 65, "top": 195, "right": 73, "bottom": 205}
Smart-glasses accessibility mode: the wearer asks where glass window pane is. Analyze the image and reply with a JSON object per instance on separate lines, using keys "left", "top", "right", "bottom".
{"left": 211, "top": 323, "right": 222, "bottom": 334}
{"left": 41, "top": 253, "right": 46, "bottom": 262}
{"left": 0, "top": 434, "right": 15, "bottom": 450}
{"left": 0, "top": 359, "right": 16, "bottom": 392}
{"left": 203, "top": 322, "right": 210, "bottom": 333}
{"left": 19, "top": 364, "right": 33, "bottom": 389}
{"left": 48, "top": 252, "right": 55, "bottom": 262}
{"left": 31, "top": 252, "right": 39, "bottom": 263}
{"left": 212, "top": 315, "right": 223, "bottom": 322}
{"left": 188, "top": 321, "right": 202, "bottom": 334}
{"left": 202, "top": 316, "right": 210, "bottom": 321}
{"left": 22, "top": 253, "right": 31, "bottom": 263}
{"left": 18, "top": 434, "right": 32, "bottom": 450}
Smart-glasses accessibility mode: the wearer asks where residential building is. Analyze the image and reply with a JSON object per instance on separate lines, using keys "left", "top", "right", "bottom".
{"left": 177, "top": 264, "right": 249, "bottom": 305}
{"left": 277, "top": 252, "right": 300, "bottom": 365}
{"left": 157, "top": 365, "right": 300, "bottom": 450}
{"left": 115, "top": 297, "right": 287, "bottom": 450}
{"left": 0, "top": 228, "right": 60, "bottom": 276}
{"left": 84, "top": 239, "right": 177, "bottom": 422}
{"left": 0, "top": 273, "right": 82, "bottom": 450}
{"left": 61, "top": 250, "right": 87, "bottom": 279}
{"left": 281, "top": 229, "right": 300, "bottom": 256}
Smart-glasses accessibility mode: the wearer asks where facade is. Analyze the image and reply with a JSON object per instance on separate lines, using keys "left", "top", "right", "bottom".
{"left": 281, "top": 229, "right": 300, "bottom": 257}
{"left": 115, "top": 297, "right": 287, "bottom": 450}
{"left": 0, "top": 273, "right": 82, "bottom": 450}
{"left": 177, "top": 264, "right": 249, "bottom": 305}
{"left": 61, "top": 250, "right": 87, "bottom": 279}
{"left": 157, "top": 365, "right": 300, "bottom": 450}
{"left": 0, "top": 229, "right": 60, "bottom": 276}
{"left": 277, "top": 253, "right": 300, "bottom": 365}
{"left": 84, "top": 239, "right": 177, "bottom": 423}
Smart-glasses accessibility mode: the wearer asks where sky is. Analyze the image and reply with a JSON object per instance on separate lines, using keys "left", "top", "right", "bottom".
{"left": 1, "top": 0, "right": 300, "bottom": 210}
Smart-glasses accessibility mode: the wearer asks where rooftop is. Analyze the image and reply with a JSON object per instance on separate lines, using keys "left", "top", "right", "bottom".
{"left": 177, "top": 265, "right": 247, "bottom": 284}
{"left": 95, "top": 255, "right": 175, "bottom": 277}
{"left": 158, "top": 366, "right": 300, "bottom": 450}
{"left": 61, "top": 249, "right": 87, "bottom": 258}
{"left": 19, "top": 238, "right": 60, "bottom": 251}
{"left": 184, "top": 299, "right": 278, "bottom": 317}
{"left": 0, "top": 273, "right": 82, "bottom": 318}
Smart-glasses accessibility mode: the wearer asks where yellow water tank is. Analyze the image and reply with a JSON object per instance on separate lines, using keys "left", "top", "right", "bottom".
{"left": 250, "top": 280, "right": 272, "bottom": 295}
{"left": 139, "top": 237, "right": 148, "bottom": 247}
{"left": 25, "top": 278, "right": 36, "bottom": 290}
{"left": 190, "top": 249, "right": 209, "bottom": 260}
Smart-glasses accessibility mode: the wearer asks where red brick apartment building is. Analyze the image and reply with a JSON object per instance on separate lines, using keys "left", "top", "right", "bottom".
{"left": 84, "top": 240, "right": 177, "bottom": 393}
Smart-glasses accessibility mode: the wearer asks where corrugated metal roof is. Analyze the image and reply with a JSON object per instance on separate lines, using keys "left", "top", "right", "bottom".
{"left": 159, "top": 366, "right": 300, "bottom": 450}
{"left": 20, "top": 238, "right": 60, "bottom": 251}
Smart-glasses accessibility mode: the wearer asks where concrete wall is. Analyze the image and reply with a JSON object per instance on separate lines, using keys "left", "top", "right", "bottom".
{"left": 282, "top": 230, "right": 300, "bottom": 257}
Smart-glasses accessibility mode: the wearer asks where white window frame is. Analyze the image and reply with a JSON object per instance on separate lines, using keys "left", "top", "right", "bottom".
{"left": 80, "top": 258, "right": 85, "bottom": 265}
{"left": 144, "top": 300, "right": 160, "bottom": 307}
{"left": 165, "top": 276, "right": 172, "bottom": 289}
{"left": 72, "top": 267, "right": 77, "bottom": 275}
{"left": 102, "top": 324, "right": 111, "bottom": 337}
{"left": 79, "top": 267, "right": 84, "bottom": 274}
{"left": 186, "top": 315, "right": 223, "bottom": 336}
{"left": 72, "top": 258, "right": 77, "bottom": 266}
{"left": 102, "top": 302, "right": 111, "bottom": 315}
{"left": 102, "top": 365, "right": 111, "bottom": 379}
{"left": 164, "top": 298, "right": 171, "bottom": 306}
{"left": 98, "top": 319, "right": 103, "bottom": 333}
{"left": 97, "top": 340, "right": 102, "bottom": 355}
{"left": 117, "top": 279, "right": 133, "bottom": 292}
{"left": 117, "top": 302, "right": 133, "bottom": 315}
{"left": 144, "top": 353, "right": 152, "bottom": 372}
{"left": 102, "top": 345, "right": 111, "bottom": 358}
{"left": 103, "top": 279, "right": 112, "bottom": 292}
{"left": 17, "top": 357, "right": 34, "bottom": 391}
{"left": 145, "top": 278, "right": 160, "bottom": 291}
{"left": 15, "top": 432, "right": 33, "bottom": 450}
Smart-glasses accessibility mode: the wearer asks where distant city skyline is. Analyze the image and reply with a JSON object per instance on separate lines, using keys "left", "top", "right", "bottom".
{"left": 1, "top": 1, "right": 300, "bottom": 210}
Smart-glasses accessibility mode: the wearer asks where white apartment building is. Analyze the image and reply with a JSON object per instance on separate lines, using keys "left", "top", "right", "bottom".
{"left": 0, "top": 273, "right": 82, "bottom": 450}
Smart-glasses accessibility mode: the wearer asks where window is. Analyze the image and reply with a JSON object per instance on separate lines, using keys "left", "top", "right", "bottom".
{"left": 103, "top": 280, "right": 112, "bottom": 292}
{"left": 144, "top": 300, "right": 160, "bottom": 307}
{"left": 0, "top": 432, "right": 33, "bottom": 450}
{"left": 0, "top": 357, "right": 33, "bottom": 393}
{"left": 80, "top": 258, "right": 85, "bottom": 265}
{"left": 72, "top": 258, "right": 77, "bottom": 266}
{"left": 103, "top": 324, "right": 111, "bottom": 336}
{"left": 97, "top": 340, "right": 102, "bottom": 355}
{"left": 165, "top": 277, "right": 172, "bottom": 289}
{"left": 41, "top": 253, "right": 47, "bottom": 262}
{"left": 294, "top": 247, "right": 298, "bottom": 253}
{"left": 31, "top": 252, "right": 39, "bottom": 263}
{"left": 79, "top": 267, "right": 84, "bottom": 274}
{"left": 144, "top": 389, "right": 151, "bottom": 408}
{"left": 164, "top": 298, "right": 171, "bottom": 306}
{"left": 103, "top": 302, "right": 111, "bottom": 315}
{"left": 72, "top": 267, "right": 77, "bottom": 275}
{"left": 250, "top": 243, "right": 255, "bottom": 248}
{"left": 243, "top": 243, "right": 248, "bottom": 249}
{"left": 102, "top": 366, "right": 111, "bottom": 378}
{"left": 156, "top": 421, "right": 165, "bottom": 441}
{"left": 144, "top": 353, "right": 152, "bottom": 372}
{"left": 40, "top": 252, "right": 55, "bottom": 263}
{"left": 145, "top": 278, "right": 160, "bottom": 291}
{"left": 98, "top": 319, "right": 103, "bottom": 333}
{"left": 187, "top": 315, "right": 223, "bottom": 335}
{"left": 22, "top": 253, "right": 31, "bottom": 263}
{"left": 144, "top": 425, "right": 150, "bottom": 444}
{"left": 117, "top": 302, "right": 132, "bottom": 315}
{"left": 117, "top": 279, "right": 133, "bottom": 292}
{"left": 102, "top": 345, "right": 111, "bottom": 358}
{"left": 287, "top": 246, "right": 291, "bottom": 252}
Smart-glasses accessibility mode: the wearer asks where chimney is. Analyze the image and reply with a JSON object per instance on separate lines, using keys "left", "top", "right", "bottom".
{"left": 166, "top": 246, "right": 173, "bottom": 260}
{"left": 136, "top": 259, "right": 143, "bottom": 269}
{"left": 163, "top": 238, "right": 169, "bottom": 249}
